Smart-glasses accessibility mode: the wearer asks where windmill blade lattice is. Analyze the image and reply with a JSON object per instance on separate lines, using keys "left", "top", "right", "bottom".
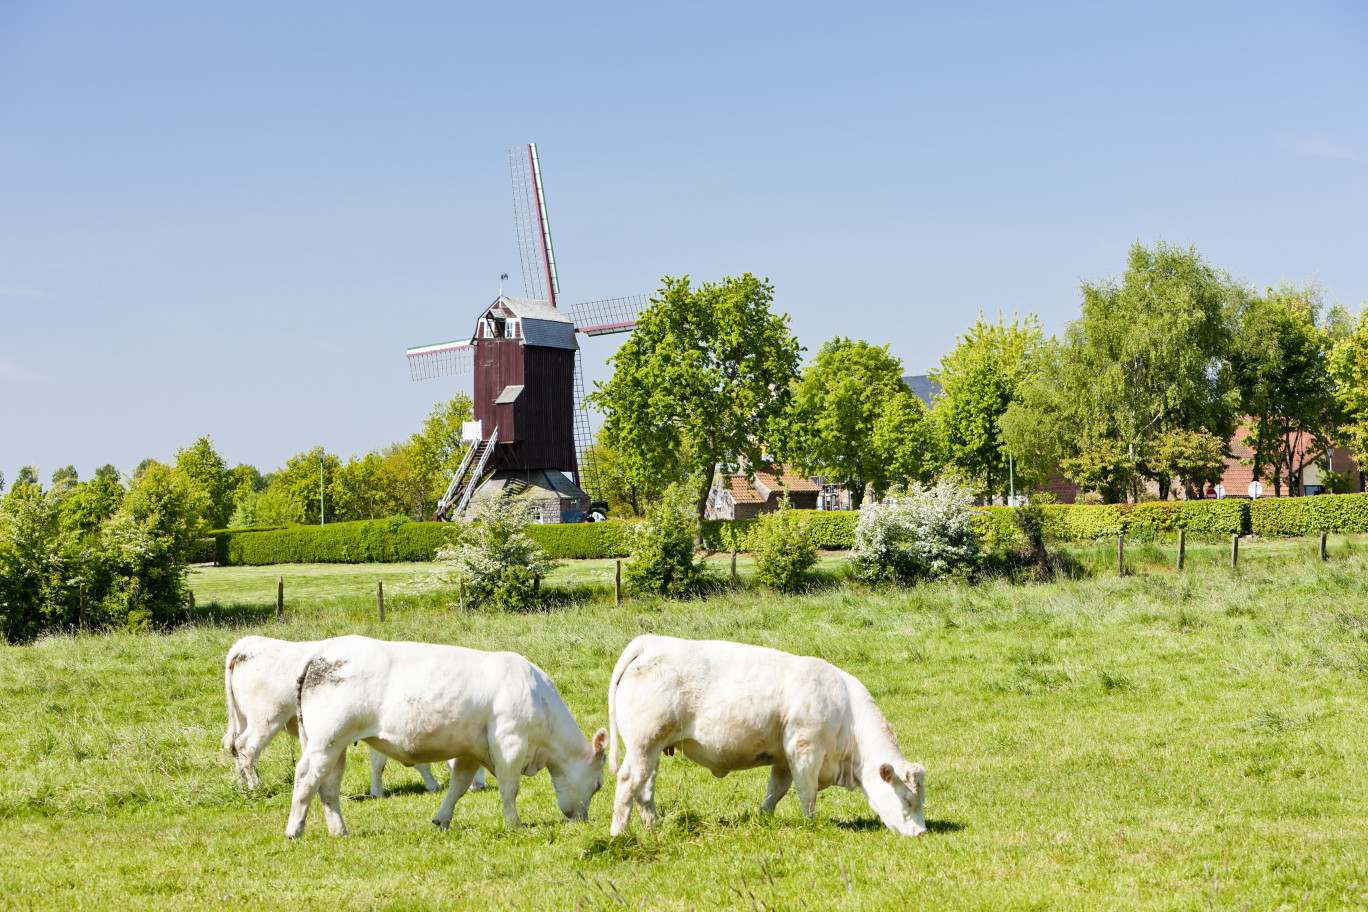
{"left": 509, "top": 147, "right": 548, "bottom": 302}
{"left": 406, "top": 339, "right": 474, "bottom": 381}
{"left": 570, "top": 295, "right": 650, "bottom": 336}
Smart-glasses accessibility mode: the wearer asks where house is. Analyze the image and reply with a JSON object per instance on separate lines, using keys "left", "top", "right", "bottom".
{"left": 705, "top": 465, "right": 821, "bottom": 520}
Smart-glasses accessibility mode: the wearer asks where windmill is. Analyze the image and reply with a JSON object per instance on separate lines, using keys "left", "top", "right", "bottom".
{"left": 406, "top": 143, "right": 649, "bottom": 522}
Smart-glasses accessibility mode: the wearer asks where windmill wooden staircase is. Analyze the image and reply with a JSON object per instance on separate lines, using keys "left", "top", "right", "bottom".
{"left": 433, "top": 427, "right": 499, "bottom": 521}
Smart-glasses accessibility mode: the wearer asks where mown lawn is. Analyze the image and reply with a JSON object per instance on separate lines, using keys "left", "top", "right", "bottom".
{"left": 3, "top": 545, "right": 1367, "bottom": 910}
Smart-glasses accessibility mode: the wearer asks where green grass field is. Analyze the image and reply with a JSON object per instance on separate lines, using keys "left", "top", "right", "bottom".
{"left": 3, "top": 542, "right": 1368, "bottom": 909}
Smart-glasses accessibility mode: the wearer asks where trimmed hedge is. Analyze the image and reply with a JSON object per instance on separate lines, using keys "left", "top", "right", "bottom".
{"left": 216, "top": 519, "right": 460, "bottom": 566}
{"left": 214, "top": 518, "right": 639, "bottom": 565}
{"left": 701, "top": 512, "right": 857, "bottom": 552}
{"left": 525, "top": 521, "right": 635, "bottom": 559}
{"left": 951, "top": 500, "right": 1252, "bottom": 549}
{"left": 1250, "top": 492, "right": 1368, "bottom": 537}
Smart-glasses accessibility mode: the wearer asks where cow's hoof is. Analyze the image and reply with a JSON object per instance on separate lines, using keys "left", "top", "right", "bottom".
{"left": 432, "top": 818, "right": 452, "bottom": 830}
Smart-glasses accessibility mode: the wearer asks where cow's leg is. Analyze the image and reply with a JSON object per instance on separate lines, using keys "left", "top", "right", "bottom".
{"left": 286, "top": 746, "right": 337, "bottom": 838}
{"left": 611, "top": 748, "right": 660, "bottom": 835}
{"left": 468, "top": 765, "right": 487, "bottom": 792}
{"left": 761, "top": 765, "right": 793, "bottom": 815}
{"left": 416, "top": 763, "right": 442, "bottom": 793}
{"left": 432, "top": 758, "right": 482, "bottom": 830}
{"left": 318, "top": 747, "right": 349, "bottom": 837}
{"left": 368, "top": 749, "right": 387, "bottom": 798}
{"left": 493, "top": 760, "right": 523, "bottom": 828}
{"left": 233, "top": 720, "right": 283, "bottom": 789}
{"left": 791, "top": 759, "right": 822, "bottom": 820}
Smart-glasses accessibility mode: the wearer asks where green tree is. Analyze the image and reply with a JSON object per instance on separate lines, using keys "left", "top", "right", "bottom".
{"left": 0, "top": 481, "right": 77, "bottom": 641}
{"left": 590, "top": 274, "right": 803, "bottom": 523}
{"left": 580, "top": 428, "right": 683, "bottom": 517}
{"left": 1230, "top": 284, "right": 1344, "bottom": 495}
{"left": 51, "top": 465, "right": 78, "bottom": 489}
{"left": 407, "top": 393, "right": 475, "bottom": 513}
{"left": 1004, "top": 241, "right": 1242, "bottom": 501}
{"left": 60, "top": 469, "right": 126, "bottom": 539}
{"left": 15, "top": 466, "right": 40, "bottom": 489}
{"left": 1057, "top": 439, "right": 1133, "bottom": 504}
{"left": 871, "top": 389, "right": 940, "bottom": 493}
{"left": 1331, "top": 306, "right": 1368, "bottom": 467}
{"left": 931, "top": 313, "right": 1046, "bottom": 501}
{"left": 175, "top": 436, "right": 235, "bottom": 528}
{"left": 782, "top": 337, "right": 915, "bottom": 506}
{"left": 272, "top": 446, "right": 343, "bottom": 525}
{"left": 100, "top": 462, "right": 209, "bottom": 627}
{"left": 1153, "top": 429, "right": 1227, "bottom": 499}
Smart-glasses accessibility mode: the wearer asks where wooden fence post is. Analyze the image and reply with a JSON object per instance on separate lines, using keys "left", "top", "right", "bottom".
{"left": 188, "top": 591, "right": 195, "bottom": 623}
{"left": 1231, "top": 533, "right": 1239, "bottom": 569}
{"left": 1319, "top": 530, "right": 1328, "bottom": 562}
{"left": 1176, "top": 529, "right": 1186, "bottom": 571}
{"left": 77, "top": 582, "right": 85, "bottom": 632}
{"left": 459, "top": 577, "right": 466, "bottom": 611}
{"left": 277, "top": 576, "right": 284, "bottom": 621}
{"left": 614, "top": 560, "right": 622, "bottom": 607}
{"left": 1117, "top": 533, "right": 1124, "bottom": 576}
{"left": 731, "top": 545, "right": 738, "bottom": 588}
{"left": 377, "top": 580, "right": 385, "bottom": 621}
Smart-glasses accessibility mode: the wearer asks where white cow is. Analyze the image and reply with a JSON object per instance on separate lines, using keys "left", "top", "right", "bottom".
{"left": 607, "top": 635, "right": 928, "bottom": 836}
{"left": 285, "top": 635, "right": 608, "bottom": 838}
{"left": 223, "top": 636, "right": 486, "bottom": 796}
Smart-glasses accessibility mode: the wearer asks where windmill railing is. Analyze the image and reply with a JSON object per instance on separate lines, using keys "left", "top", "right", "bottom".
{"left": 453, "top": 426, "right": 499, "bottom": 520}
{"left": 435, "top": 434, "right": 482, "bottom": 520}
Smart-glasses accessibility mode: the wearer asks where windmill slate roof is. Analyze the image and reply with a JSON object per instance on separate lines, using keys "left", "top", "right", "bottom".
{"left": 484, "top": 296, "right": 578, "bottom": 350}
{"left": 902, "top": 374, "right": 942, "bottom": 406}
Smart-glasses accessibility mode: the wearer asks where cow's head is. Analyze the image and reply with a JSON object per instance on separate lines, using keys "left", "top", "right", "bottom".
{"left": 871, "top": 761, "right": 927, "bottom": 836}
{"left": 554, "top": 727, "right": 610, "bottom": 821}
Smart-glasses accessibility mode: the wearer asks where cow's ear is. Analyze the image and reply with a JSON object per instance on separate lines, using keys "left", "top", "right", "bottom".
{"left": 879, "top": 762, "right": 897, "bottom": 784}
{"left": 592, "top": 727, "right": 609, "bottom": 755}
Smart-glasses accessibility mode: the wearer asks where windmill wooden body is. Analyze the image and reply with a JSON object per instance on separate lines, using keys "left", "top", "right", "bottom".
{"left": 406, "top": 144, "right": 648, "bottom": 522}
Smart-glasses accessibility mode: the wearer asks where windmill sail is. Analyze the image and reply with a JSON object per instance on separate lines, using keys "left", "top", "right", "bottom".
{"left": 570, "top": 295, "right": 649, "bottom": 336}
{"left": 509, "top": 147, "right": 547, "bottom": 303}
{"left": 406, "top": 339, "right": 474, "bottom": 381}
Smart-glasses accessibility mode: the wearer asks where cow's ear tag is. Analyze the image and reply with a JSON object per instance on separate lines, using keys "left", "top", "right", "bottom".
{"left": 879, "top": 763, "right": 896, "bottom": 783}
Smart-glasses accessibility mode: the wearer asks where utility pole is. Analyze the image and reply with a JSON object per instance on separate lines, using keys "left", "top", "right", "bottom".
{"left": 319, "top": 453, "right": 326, "bottom": 527}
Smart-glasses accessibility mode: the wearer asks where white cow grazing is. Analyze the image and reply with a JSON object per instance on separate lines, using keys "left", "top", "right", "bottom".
{"left": 607, "top": 635, "right": 928, "bottom": 836}
{"left": 285, "top": 635, "right": 608, "bottom": 838}
{"left": 223, "top": 636, "right": 486, "bottom": 796}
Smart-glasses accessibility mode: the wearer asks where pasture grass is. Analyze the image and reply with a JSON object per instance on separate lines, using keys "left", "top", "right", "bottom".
{"left": 2, "top": 544, "right": 1368, "bottom": 909}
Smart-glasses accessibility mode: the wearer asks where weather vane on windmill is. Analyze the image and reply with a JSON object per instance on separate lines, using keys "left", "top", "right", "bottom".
{"left": 406, "top": 144, "right": 650, "bottom": 523}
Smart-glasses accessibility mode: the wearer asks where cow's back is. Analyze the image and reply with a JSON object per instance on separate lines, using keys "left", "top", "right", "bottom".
{"left": 615, "top": 636, "right": 853, "bottom": 771}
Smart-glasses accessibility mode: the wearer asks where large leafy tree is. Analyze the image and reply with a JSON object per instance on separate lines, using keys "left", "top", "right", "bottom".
{"left": 175, "top": 436, "right": 236, "bottom": 528}
{"left": 1230, "top": 283, "right": 1344, "bottom": 495}
{"left": 1331, "top": 307, "right": 1368, "bottom": 474}
{"left": 407, "top": 393, "right": 475, "bottom": 508}
{"left": 782, "top": 337, "right": 923, "bottom": 506}
{"left": 580, "top": 427, "right": 685, "bottom": 517}
{"left": 590, "top": 274, "right": 803, "bottom": 522}
{"left": 931, "top": 313, "right": 1046, "bottom": 501}
{"left": 1004, "top": 241, "right": 1242, "bottom": 501}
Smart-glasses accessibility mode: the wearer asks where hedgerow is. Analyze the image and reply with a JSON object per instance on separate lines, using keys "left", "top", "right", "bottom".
{"left": 214, "top": 518, "right": 637, "bottom": 565}
{"left": 701, "top": 511, "right": 856, "bottom": 551}
{"left": 1250, "top": 492, "right": 1368, "bottom": 537}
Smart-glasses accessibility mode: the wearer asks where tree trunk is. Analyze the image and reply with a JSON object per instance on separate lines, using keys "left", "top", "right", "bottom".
{"left": 694, "top": 462, "right": 716, "bottom": 547}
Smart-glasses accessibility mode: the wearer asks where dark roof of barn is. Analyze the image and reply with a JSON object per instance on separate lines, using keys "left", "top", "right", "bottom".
{"left": 902, "top": 374, "right": 942, "bottom": 406}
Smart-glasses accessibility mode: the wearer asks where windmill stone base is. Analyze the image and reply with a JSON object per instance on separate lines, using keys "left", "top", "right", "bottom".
{"left": 464, "top": 469, "right": 592, "bottom": 524}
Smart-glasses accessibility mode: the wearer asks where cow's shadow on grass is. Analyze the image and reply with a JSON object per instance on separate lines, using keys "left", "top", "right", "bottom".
{"left": 833, "top": 816, "right": 965, "bottom": 834}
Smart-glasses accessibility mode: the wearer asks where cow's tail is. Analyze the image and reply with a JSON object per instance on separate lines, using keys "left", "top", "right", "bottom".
{"left": 223, "top": 649, "right": 243, "bottom": 754}
{"left": 294, "top": 659, "right": 313, "bottom": 750}
{"left": 607, "top": 636, "right": 649, "bottom": 775}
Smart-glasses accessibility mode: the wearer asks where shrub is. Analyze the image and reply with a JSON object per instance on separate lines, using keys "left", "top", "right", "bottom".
{"left": 437, "top": 497, "right": 557, "bottom": 611}
{"left": 752, "top": 497, "right": 817, "bottom": 592}
{"left": 525, "top": 520, "right": 635, "bottom": 559}
{"left": 851, "top": 482, "right": 979, "bottom": 584}
{"left": 1014, "top": 504, "right": 1049, "bottom": 572}
{"left": 701, "top": 511, "right": 857, "bottom": 552}
{"left": 1250, "top": 492, "right": 1368, "bottom": 537}
{"left": 0, "top": 482, "right": 78, "bottom": 641}
{"left": 625, "top": 481, "right": 707, "bottom": 598}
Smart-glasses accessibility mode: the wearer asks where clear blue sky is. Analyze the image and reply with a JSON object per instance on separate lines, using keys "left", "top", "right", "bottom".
{"left": 2, "top": 0, "right": 1365, "bottom": 482}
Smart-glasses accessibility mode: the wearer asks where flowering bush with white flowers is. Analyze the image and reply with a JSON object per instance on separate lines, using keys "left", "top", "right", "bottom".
{"left": 850, "top": 481, "right": 979, "bottom": 584}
